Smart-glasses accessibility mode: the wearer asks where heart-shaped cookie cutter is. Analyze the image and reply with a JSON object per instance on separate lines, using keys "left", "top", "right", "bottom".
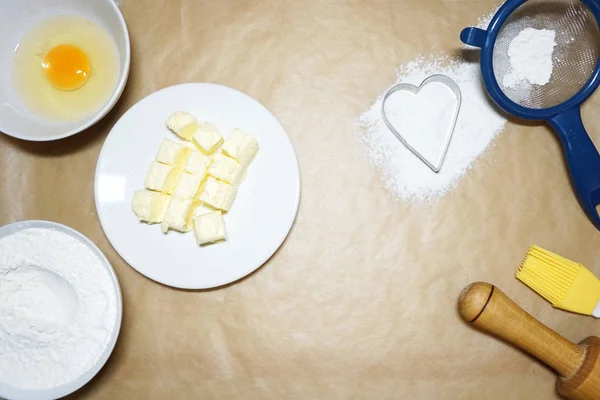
{"left": 381, "top": 74, "right": 462, "bottom": 173}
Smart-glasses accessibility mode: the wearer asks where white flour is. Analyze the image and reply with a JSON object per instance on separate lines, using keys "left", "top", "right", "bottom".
{"left": 358, "top": 10, "right": 506, "bottom": 202}
{"left": 0, "top": 227, "right": 118, "bottom": 389}
{"left": 383, "top": 82, "right": 458, "bottom": 168}
{"left": 503, "top": 28, "right": 557, "bottom": 88}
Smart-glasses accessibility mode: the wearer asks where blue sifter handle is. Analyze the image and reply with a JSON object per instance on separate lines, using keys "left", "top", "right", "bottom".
{"left": 549, "top": 107, "right": 600, "bottom": 230}
{"left": 460, "top": 27, "right": 488, "bottom": 48}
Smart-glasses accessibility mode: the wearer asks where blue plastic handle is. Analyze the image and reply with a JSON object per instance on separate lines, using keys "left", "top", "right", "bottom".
{"left": 549, "top": 107, "right": 600, "bottom": 229}
{"left": 460, "top": 27, "right": 487, "bottom": 48}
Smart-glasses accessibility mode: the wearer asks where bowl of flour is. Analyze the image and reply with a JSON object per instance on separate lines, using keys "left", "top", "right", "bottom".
{"left": 0, "top": 220, "right": 122, "bottom": 400}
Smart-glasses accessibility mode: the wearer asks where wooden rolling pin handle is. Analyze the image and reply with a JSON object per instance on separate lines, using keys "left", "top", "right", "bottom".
{"left": 458, "top": 282, "right": 585, "bottom": 378}
{"left": 459, "top": 282, "right": 600, "bottom": 400}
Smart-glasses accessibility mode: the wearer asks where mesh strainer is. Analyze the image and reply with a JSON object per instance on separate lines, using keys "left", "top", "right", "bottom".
{"left": 461, "top": 0, "right": 600, "bottom": 230}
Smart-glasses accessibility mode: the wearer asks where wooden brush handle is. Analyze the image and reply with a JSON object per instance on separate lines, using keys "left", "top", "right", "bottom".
{"left": 458, "top": 282, "right": 586, "bottom": 378}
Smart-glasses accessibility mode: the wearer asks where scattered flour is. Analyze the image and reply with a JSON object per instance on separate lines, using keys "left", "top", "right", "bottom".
{"left": 0, "top": 227, "right": 118, "bottom": 389}
{"left": 383, "top": 81, "right": 458, "bottom": 169}
{"left": 358, "top": 11, "right": 506, "bottom": 202}
{"left": 503, "top": 28, "right": 557, "bottom": 88}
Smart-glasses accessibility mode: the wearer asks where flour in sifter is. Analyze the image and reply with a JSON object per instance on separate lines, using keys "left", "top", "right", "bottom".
{"left": 503, "top": 28, "right": 557, "bottom": 88}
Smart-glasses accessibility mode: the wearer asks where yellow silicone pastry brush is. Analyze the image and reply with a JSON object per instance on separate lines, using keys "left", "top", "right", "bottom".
{"left": 516, "top": 245, "right": 600, "bottom": 317}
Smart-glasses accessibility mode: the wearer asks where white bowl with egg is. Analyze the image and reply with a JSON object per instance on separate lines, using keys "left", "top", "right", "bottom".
{"left": 0, "top": 220, "right": 122, "bottom": 400}
{"left": 0, "top": 0, "right": 130, "bottom": 141}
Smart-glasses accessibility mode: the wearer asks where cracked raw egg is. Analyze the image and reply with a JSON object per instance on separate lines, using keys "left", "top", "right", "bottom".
{"left": 13, "top": 15, "right": 119, "bottom": 122}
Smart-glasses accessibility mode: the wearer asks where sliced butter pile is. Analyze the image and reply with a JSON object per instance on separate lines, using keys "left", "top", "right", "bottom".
{"left": 132, "top": 112, "right": 259, "bottom": 247}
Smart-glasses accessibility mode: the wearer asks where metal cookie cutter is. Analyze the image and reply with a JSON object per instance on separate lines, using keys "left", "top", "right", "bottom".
{"left": 381, "top": 74, "right": 462, "bottom": 173}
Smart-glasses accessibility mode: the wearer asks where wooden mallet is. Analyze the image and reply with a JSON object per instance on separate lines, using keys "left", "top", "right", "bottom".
{"left": 458, "top": 282, "right": 600, "bottom": 400}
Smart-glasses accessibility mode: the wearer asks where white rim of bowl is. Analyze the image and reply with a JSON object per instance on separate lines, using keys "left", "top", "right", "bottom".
{"left": 0, "top": 220, "right": 123, "bottom": 400}
{"left": 3, "top": 0, "right": 131, "bottom": 142}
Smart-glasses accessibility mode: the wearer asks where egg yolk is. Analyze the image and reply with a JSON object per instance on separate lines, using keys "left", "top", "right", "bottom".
{"left": 41, "top": 44, "right": 91, "bottom": 91}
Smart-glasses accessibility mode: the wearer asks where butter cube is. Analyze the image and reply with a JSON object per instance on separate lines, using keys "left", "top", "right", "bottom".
{"left": 132, "top": 190, "right": 171, "bottom": 223}
{"left": 144, "top": 162, "right": 183, "bottom": 195}
{"left": 156, "top": 139, "right": 191, "bottom": 167}
{"left": 160, "top": 197, "right": 198, "bottom": 233}
{"left": 166, "top": 111, "right": 198, "bottom": 140}
{"left": 208, "top": 153, "right": 243, "bottom": 185}
{"left": 192, "top": 122, "right": 223, "bottom": 155}
{"left": 198, "top": 176, "right": 237, "bottom": 211}
{"left": 222, "top": 129, "right": 259, "bottom": 166}
{"left": 166, "top": 111, "right": 195, "bottom": 132}
{"left": 185, "top": 150, "right": 212, "bottom": 176}
{"left": 193, "top": 211, "right": 226, "bottom": 245}
{"left": 173, "top": 172, "right": 204, "bottom": 199}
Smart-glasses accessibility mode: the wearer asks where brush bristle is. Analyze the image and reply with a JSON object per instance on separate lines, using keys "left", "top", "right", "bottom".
{"left": 516, "top": 245, "right": 579, "bottom": 306}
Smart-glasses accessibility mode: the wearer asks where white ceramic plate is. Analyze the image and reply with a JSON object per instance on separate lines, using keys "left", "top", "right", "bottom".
{"left": 95, "top": 83, "right": 300, "bottom": 289}
{"left": 0, "top": 220, "right": 122, "bottom": 400}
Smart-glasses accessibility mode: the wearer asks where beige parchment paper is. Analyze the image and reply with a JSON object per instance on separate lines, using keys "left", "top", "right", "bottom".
{"left": 2, "top": 0, "right": 600, "bottom": 398}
